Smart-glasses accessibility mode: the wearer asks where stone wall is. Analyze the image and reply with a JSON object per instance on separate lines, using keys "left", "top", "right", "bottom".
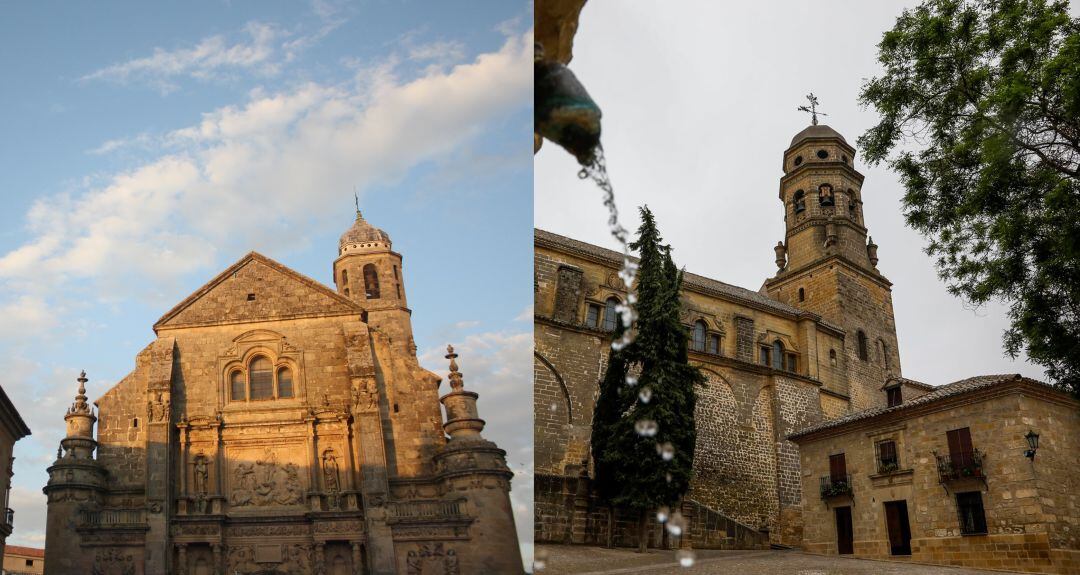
{"left": 794, "top": 384, "right": 1080, "bottom": 574}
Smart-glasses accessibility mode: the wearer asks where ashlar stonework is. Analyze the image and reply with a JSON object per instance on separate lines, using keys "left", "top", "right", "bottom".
{"left": 44, "top": 211, "right": 522, "bottom": 574}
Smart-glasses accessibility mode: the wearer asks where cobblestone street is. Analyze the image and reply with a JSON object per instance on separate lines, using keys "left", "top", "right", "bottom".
{"left": 534, "top": 545, "right": 1027, "bottom": 575}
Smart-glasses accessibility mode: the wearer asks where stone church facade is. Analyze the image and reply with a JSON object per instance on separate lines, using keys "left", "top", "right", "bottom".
{"left": 44, "top": 213, "right": 522, "bottom": 574}
{"left": 534, "top": 124, "right": 903, "bottom": 548}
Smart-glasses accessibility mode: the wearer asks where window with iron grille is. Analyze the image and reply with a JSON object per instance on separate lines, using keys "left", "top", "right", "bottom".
{"left": 692, "top": 321, "right": 707, "bottom": 352}
{"left": 956, "top": 491, "right": 987, "bottom": 535}
{"left": 585, "top": 303, "right": 600, "bottom": 328}
{"left": 708, "top": 334, "right": 721, "bottom": 355}
{"left": 876, "top": 440, "right": 899, "bottom": 473}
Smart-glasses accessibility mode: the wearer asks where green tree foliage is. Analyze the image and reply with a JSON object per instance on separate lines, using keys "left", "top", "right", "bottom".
{"left": 590, "top": 207, "right": 704, "bottom": 548}
{"left": 859, "top": 0, "right": 1080, "bottom": 394}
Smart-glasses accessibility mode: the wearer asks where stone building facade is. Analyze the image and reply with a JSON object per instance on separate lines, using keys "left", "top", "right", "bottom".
{"left": 534, "top": 124, "right": 903, "bottom": 548}
{"left": 43, "top": 212, "right": 522, "bottom": 574}
{"left": 789, "top": 374, "right": 1080, "bottom": 574}
{"left": 0, "top": 385, "right": 30, "bottom": 566}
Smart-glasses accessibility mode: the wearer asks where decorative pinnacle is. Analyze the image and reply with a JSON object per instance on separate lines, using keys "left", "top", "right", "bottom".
{"left": 446, "top": 344, "right": 464, "bottom": 391}
{"left": 354, "top": 190, "right": 362, "bottom": 221}
{"left": 71, "top": 370, "right": 90, "bottom": 414}
{"left": 797, "top": 92, "right": 828, "bottom": 126}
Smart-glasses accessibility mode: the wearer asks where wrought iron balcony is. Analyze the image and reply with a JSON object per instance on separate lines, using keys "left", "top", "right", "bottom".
{"left": 3, "top": 507, "right": 12, "bottom": 527}
{"left": 935, "top": 449, "right": 985, "bottom": 483}
{"left": 819, "top": 474, "right": 853, "bottom": 500}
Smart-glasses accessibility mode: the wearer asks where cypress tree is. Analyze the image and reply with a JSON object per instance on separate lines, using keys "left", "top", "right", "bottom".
{"left": 590, "top": 207, "right": 703, "bottom": 552}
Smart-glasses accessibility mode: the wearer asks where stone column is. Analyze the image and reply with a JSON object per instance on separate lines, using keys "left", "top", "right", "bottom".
{"left": 176, "top": 543, "right": 188, "bottom": 575}
{"left": 307, "top": 416, "right": 322, "bottom": 510}
{"left": 214, "top": 416, "right": 224, "bottom": 514}
{"left": 314, "top": 542, "right": 326, "bottom": 575}
{"left": 343, "top": 415, "right": 358, "bottom": 509}
{"left": 212, "top": 544, "right": 222, "bottom": 575}
{"left": 178, "top": 421, "right": 190, "bottom": 514}
{"left": 351, "top": 542, "right": 364, "bottom": 575}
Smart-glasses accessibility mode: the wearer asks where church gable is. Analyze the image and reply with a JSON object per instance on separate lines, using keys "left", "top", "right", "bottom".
{"left": 155, "top": 252, "right": 362, "bottom": 330}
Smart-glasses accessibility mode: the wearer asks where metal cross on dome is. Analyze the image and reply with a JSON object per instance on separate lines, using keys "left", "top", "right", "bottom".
{"left": 798, "top": 93, "right": 828, "bottom": 126}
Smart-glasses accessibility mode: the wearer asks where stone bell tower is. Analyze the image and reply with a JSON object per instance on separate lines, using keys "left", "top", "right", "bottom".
{"left": 763, "top": 120, "right": 902, "bottom": 411}
{"left": 333, "top": 206, "right": 415, "bottom": 353}
{"left": 43, "top": 372, "right": 107, "bottom": 574}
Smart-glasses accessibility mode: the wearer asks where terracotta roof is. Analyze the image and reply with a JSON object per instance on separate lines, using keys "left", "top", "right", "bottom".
{"left": 883, "top": 375, "right": 936, "bottom": 392}
{"left": 535, "top": 228, "right": 843, "bottom": 332}
{"left": 789, "top": 374, "right": 1061, "bottom": 440}
{"left": 5, "top": 545, "right": 44, "bottom": 558}
{"left": 789, "top": 124, "right": 847, "bottom": 148}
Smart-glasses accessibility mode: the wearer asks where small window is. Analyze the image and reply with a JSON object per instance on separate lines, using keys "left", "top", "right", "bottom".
{"left": 847, "top": 189, "right": 857, "bottom": 217}
{"left": 829, "top": 349, "right": 837, "bottom": 366}
{"left": 341, "top": 269, "right": 348, "bottom": 285}
{"left": 585, "top": 304, "right": 601, "bottom": 328}
{"left": 829, "top": 453, "right": 847, "bottom": 482}
{"left": 956, "top": 492, "right": 988, "bottom": 535}
{"left": 842, "top": 154, "right": 848, "bottom": 164}
{"left": 230, "top": 371, "right": 246, "bottom": 401}
{"left": 793, "top": 190, "right": 806, "bottom": 213}
{"left": 344, "top": 287, "right": 350, "bottom": 297}
{"left": 760, "top": 346, "right": 771, "bottom": 366}
{"left": 857, "top": 330, "right": 869, "bottom": 361}
{"left": 393, "top": 403, "right": 399, "bottom": 413}
{"left": 819, "top": 183, "right": 835, "bottom": 206}
{"left": 708, "top": 334, "right": 721, "bottom": 355}
{"left": 816, "top": 149, "right": 828, "bottom": 159}
{"left": 798, "top": 287, "right": 805, "bottom": 302}
{"left": 363, "top": 264, "right": 380, "bottom": 299}
{"left": 133, "top": 417, "right": 139, "bottom": 428}
{"left": 246, "top": 293, "right": 256, "bottom": 301}
{"left": 691, "top": 321, "right": 707, "bottom": 352}
{"left": 794, "top": 156, "right": 803, "bottom": 166}
{"left": 887, "top": 386, "right": 903, "bottom": 407}
{"left": 772, "top": 340, "right": 784, "bottom": 370}
{"left": 249, "top": 357, "right": 273, "bottom": 400}
{"left": 602, "top": 297, "right": 620, "bottom": 332}
{"left": 277, "top": 367, "right": 294, "bottom": 399}
{"left": 392, "top": 265, "right": 398, "bottom": 279}
{"left": 785, "top": 352, "right": 797, "bottom": 372}
{"left": 877, "top": 440, "right": 899, "bottom": 472}
{"left": 26, "top": 559, "right": 33, "bottom": 567}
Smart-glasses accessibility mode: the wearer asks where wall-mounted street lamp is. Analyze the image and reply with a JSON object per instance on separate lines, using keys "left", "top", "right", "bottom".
{"left": 1024, "top": 430, "right": 1040, "bottom": 460}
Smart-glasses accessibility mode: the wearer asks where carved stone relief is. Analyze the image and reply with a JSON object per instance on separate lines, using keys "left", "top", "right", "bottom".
{"left": 229, "top": 449, "right": 303, "bottom": 507}
{"left": 92, "top": 549, "right": 136, "bottom": 575}
{"left": 405, "top": 543, "right": 460, "bottom": 575}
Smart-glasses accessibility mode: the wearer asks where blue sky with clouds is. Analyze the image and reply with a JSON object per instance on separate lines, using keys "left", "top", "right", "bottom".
{"left": 0, "top": 0, "right": 533, "bottom": 563}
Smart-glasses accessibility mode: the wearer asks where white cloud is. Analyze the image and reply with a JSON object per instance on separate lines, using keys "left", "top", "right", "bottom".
{"left": 2, "top": 29, "right": 532, "bottom": 320}
{"left": 0, "top": 296, "right": 59, "bottom": 340}
{"left": 80, "top": 22, "right": 285, "bottom": 93}
{"left": 515, "top": 304, "right": 533, "bottom": 322}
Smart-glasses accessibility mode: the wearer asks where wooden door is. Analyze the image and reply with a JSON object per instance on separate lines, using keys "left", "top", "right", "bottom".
{"left": 835, "top": 506, "right": 854, "bottom": 555}
{"left": 884, "top": 500, "right": 912, "bottom": 555}
{"left": 947, "top": 427, "right": 974, "bottom": 466}
{"left": 829, "top": 453, "right": 847, "bottom": 482}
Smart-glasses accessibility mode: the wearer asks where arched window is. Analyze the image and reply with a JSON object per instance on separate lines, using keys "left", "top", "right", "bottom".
{"left": 772, "top": 340, "right": 784, "bottom": 370}
{"left": 363, "top": 264, "right": 380, "bottom": 299}
{"left": 829, "top": 349, "right": 837, "bottom": 367}
{"left": 819, "top": 183, "right": 835, "bottom": 206}
{"left": 847, "top": 189, "right": 857, "bottom": 218}
{"left": 793, "top": 190, "right": 806, "bottom": 213}
{"left": 798, "top": 287, "right": 805, "bottom": 302}
{"left": 692, "top": 320, "right": 707, "bottom": 352}
{"left": 249, "top": 357, "right": 274, "bottom": 400}
{"left": 341, "top": 269, "right": 348, "bottom": 286}
{"left": 857, "top": 330, "right": 869, "bottom": 361}
{"left": 602, "top": 297, "right": 620, "bottom": 331}
{"left": 277, "top": 367, "right": 294, "bottom": 399}
{"left": 230, "top": 370, "right": 246, "bottom": 401}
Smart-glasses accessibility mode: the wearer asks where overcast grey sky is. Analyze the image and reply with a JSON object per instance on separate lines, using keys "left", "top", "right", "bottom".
{"left": 535, "top": 0, "right": 1074, "bottom": 386}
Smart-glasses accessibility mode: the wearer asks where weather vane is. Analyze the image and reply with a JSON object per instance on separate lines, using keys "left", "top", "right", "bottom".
{"left": 798, "top": 92, "right": 827, "bottom": 126}
{"left": 354, "top": 188, "right": 361, "bottom": 218}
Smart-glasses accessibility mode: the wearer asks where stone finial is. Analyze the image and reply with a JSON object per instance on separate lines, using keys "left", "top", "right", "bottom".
{"left": 446, "top": 345, "right": 464, "bottom": 391}
{"left": 354, "top": 191, "right": 362, "bottom": 221}
{"left": 773, "top": 241, "right": 787, "bottom": 270}
{"left": 70, "top": 371, "right": 90, "bottom": 414}
{"left": 867, "top": 236, "right": 879, "bottom": 267}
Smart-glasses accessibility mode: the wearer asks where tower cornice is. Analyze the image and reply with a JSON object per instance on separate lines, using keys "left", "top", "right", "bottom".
{"left": 778, "top": 161, "right": 865, "bottom": 198}
{"left": 766, "top": 254, "right": 893, "bottom": 292}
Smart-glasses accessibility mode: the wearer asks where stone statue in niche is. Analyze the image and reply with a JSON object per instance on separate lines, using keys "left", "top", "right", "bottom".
{"left": 193, "top": 455, "right": 209, "bottom": 495}
{"left": 322, "top": 449, "right": 341, "bottom": 509}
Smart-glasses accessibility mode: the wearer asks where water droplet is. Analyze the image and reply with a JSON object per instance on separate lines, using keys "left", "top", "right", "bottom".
{"left": 666, "top": 511, "right": 685, "bottom": 536}
{"left": 657, "top": 441, "right": 674, "bottom": 461}
{"left": 656, "top": 506, "right": 670, "bottom": 523}
{"left": 638, "top": 387, "right": 652, "bottom": 403}
{"left": 676, "top": 549, "right": 696, "bottom": 567}
{"left": 534, "top": 548, "right": 549, "bottom": 571}
{"left": 549, "top": 402, "right": 557, "bottom": 412}
{"left": 611, "top": 340, "right": 626, "bottom": 351}
{"left": 634, "top": 419, "right": 658, "bottom": 437}
{"left": 625, "top": 375, "right": 638, "bottom": 387}
{"left": 665, "top": 472, "right": 673, "bottom": 483}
